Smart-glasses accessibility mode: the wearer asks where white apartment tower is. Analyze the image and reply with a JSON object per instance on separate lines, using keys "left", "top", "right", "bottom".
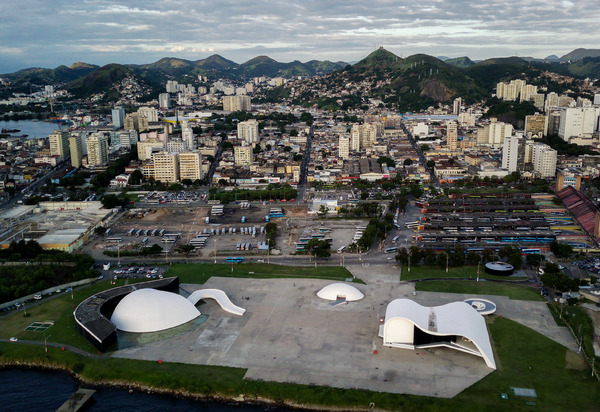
{"left": 49, "top": 130, "right": 70, "bottom": 159}
{"left": 501, "top": 136, "right": 521, "bottom": 173}
{"left": 112, "top": 107, "right": 125, "bottom": 129}
{"left": 181, "top": 121, "right": 195, "bottom": 150}
{"left": 138, "top": 107, "right": 159, "bottom": 122}
{"left": 558, "top": 107, "right": 600, "bottom": 140}
{"left": 339, "top": 135, "right": 350, "bottom": 160}
{"left": 153, "top": 152, "right": 180, "bottom": 183}
{"left": 531, "top": 143, "right": 557, "bottom": 178}
{"left": 350, "top": 124, "right": 361, "bottom": 151}
{"left": 237, "top": 119, "right": 259, "bottom": 143}
{"left": 158, "top": 93, "right": 170, "bottom": 109}
{"left": 86, "top": 134, "right": 109, "bottom": 166}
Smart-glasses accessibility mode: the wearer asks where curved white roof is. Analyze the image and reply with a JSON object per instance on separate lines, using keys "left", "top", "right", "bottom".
{"left": 382, "top": 299, "right": 495, "bottom": 369}
{"left": 317, "top": 283, "right": 364, "bottom": 301}
{"left": 111, "top": 289, "right": 200, "bottom": 333}
{"left": 187, "top": 289, "right": 246, "bottom": 316}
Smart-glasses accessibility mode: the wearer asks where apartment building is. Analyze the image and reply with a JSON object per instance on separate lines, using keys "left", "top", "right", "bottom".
{"left": 86, "top": 133, "right": 109, "bottom": 166}
{"left": 153, "top": 152, "right": 179, "bottom": 183}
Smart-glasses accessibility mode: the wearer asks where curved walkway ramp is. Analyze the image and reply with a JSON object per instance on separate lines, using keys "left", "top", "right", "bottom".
{"left": 188, "top": 289, "right": 246, "bottom": 316}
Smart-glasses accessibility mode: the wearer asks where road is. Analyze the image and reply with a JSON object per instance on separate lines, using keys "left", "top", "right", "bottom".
{"left": 400, "top": 122, "right": 439, "bottom": 187}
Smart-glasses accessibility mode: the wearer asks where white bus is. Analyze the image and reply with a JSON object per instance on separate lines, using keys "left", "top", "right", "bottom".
{"left": 337, "top": 246, "right": 347, "bottom": 254}
{"left": 392, "top": 236, "right": 400, "bottom": 243}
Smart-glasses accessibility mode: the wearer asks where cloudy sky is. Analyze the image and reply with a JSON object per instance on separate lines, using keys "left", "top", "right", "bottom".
{"left": 1, "top": 0, "right": 599, "bottom": 73}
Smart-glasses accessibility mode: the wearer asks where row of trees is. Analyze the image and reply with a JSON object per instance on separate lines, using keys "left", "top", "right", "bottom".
{"left": 208, "top": 184, "right": 298, "bottom": 204}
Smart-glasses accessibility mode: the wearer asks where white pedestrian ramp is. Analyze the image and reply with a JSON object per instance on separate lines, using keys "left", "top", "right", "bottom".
{"left": 187, "top": 289, "right": 246, "bottom": 316}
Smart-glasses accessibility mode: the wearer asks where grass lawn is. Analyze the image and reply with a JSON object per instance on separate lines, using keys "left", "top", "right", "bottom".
{"left": 1, "top": 317, "right": 598, "bottom": 411}
{"left": 165, "top": 262, "right": 360, "bottom": 284}
{"left": 415, "top": 280, "right": 545, "bottom": 301}
{"left": 400, "top": 265, "right": 527, "bottom": 281}
{"left": 0, "top": 278, "right": 145, "bottom": 352}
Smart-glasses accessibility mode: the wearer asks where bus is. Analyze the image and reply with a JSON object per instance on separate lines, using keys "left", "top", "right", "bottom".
{"left": 521, "top": 248, "right": 541, "bottom": 255}
{"left": 384, "top": 247, "right": 398, "bottom": 254}
{"left": 405, "top": 222, "right": 420, "bottom": 229}
{"left": 103, "top": 262, "right": 111, "bottom": 271}
{"left": 106, "top": 237, "right": 122, "bottom": 242}
{"left": 337, "top": 246, "right": 347, "bottom": 254}
{"left": 226, "top": 257, "right": 244, "bottom": 263}
{"left": 392, "top": 236, "right": 400, "bottom": 244}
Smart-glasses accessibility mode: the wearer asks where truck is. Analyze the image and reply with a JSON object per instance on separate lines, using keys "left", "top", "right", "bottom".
{"left": 241, "top": 216, "right": 246, "bottom": 223}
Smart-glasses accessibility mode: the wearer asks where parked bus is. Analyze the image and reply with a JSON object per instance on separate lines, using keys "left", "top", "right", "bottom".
{"left": 226, "top": 257, "right": 244, "bottom": 263}
{"left": 384, "top": 247, "right": 398, "bottom": 254}
{"left": 392, "top": 236, "right": 400, "bottom": 244}
{"left": 106, "top": 237, "right": 122, "bottom": 242}
{"left": 337, "top": 246, "right": 347, "bottom": 254}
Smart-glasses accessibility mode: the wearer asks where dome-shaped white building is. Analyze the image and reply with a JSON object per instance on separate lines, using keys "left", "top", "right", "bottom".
{"left": 110, "top": 289, "right": 200, "bottom": 333}
{"left": 317, "top": 283, "right": 364, "bottom": 302}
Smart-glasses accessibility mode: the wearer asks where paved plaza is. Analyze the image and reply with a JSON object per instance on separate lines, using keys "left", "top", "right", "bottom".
{"left": 112, "top": 264, "right": 577, "bottom": 398}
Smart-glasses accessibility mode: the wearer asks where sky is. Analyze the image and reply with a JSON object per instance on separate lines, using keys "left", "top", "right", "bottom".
{"left": 1, "top": 0, "right": 600, "bottom": 73}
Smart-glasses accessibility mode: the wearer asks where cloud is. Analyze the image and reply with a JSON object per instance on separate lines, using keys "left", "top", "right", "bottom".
{"left": 1, "top": 0, "right": 600, "bottom": 72}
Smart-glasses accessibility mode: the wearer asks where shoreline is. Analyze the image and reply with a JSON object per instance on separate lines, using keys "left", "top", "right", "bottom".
{"left": 0, "top": 360, "right": 374, "bottom": 412}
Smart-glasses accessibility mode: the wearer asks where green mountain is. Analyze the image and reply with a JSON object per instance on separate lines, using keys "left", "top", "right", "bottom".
{"left": 560, "top": 48, "right": 600, "bottom": 62}
{"left": 65, "top": 64, "right": 136, "bottom": 99}
{"left": 195, "top": 54, "right": 238, "bottom": 71}
{"left": 445, "top": 56, "right": 475, "bottom": 68}
{"left": 1, "top": 63, "right": 98, "bottom": 85}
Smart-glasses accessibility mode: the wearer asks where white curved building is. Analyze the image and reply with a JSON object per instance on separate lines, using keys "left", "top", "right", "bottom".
{"left": 379, "top": 299, "right": 496, "bottom": 369}
{"left": 187, "top": 289, "right": 246, "bottom": 316}
{"left": 317, "top": 283, "right": 364, "bottom": 302}
{"left": 111, "top": 289, "right": 200, "bottom": 333}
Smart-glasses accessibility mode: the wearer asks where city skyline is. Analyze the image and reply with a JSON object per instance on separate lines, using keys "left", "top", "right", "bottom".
{"left": 2, "top": 0, "right": 600, "bottom": 73}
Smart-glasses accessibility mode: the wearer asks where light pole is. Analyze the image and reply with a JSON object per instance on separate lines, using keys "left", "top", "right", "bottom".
{"left": 213, "top": 238, "right": 217, "bottom": 264}
{"left": 44, "top": 334, "right": 51, "bottom": 353}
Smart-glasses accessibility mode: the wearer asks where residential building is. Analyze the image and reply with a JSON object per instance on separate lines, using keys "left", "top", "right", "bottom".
{"left": 138, "top": 106, "right": 159, "bottom": 122}
{"left": 86, "top": 134, "right": 109, "bottom": 166}
{"left": 167, "top": 139, "right": 186, "bottom": 153}
{"left": 124, "top": 113, "right": 149, "bottom": 133}
{"left": 137, "top": 139, "right": 165, "bottom": 161}
{"left": 234, "top": 145, "right": 253, "bottom": 166}
{"left": 501, "top": 136, "right": 521, "bottom": 173}
{"left": 158, "top": 93, "right": 170, "bottom": 109}
{"left": 179, "top": 152, "right": 204, "bottom": 181}
{"left": 339, "top": 135, "right": 350, "bottom": 160}
{"left": 49, "top": 130, "right": 69, "bottom": 159}
{"left": 68, "top": 134, "right": 83, "bottom": 168}
{"left": 556, "top": 170, "right": 582, "bottom": 191}
{"left": 446, "top": 121, "right": 458, "bottom": 150}
{"left": 558, "top": 107, "right": 600, "bottom": 140}
{"left": 238, "top": 119, "right": 259, "bottom": 143}
{"left": 531, "top": 143, "right": 557, "bottom": 178}
{"left": 153, "top": 152, "right": 179, "bottom": 183}
{"left": 223, "top": 95, "right": 251, "bottom": 111}
{"left": 476, "top": 119, "right": 513, "bottom": 146}
{"left": 112, "top": 107, "right": 125, "bottom": 129}
{"left": 119, "top": 130, "right": 138, "bottom": 149}
{"left": 525, "top": 114, "right": 548, "bottom": 137}
{"left": 453, "top": 98, "right": 462, "bottom": 115}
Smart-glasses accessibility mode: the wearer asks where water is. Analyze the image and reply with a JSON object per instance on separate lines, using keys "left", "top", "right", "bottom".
{"left": 0, "top": 119, "right": 67, "bottom": 139}
{"left": 0, "top": 368, "right": 292, "bottom": 411}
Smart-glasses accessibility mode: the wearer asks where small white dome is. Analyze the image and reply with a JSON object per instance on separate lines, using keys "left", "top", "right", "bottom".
{"left": 111, "top": 289, "right": 200, "bottom": 333}
{"left": 317, "top": 283, "right": 364, "bottom": 302}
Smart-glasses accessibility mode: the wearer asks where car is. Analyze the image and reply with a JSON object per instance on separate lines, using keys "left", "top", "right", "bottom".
{"left": 9, "top": 337, "right": 18, "bottom": 342}
{"left": 34, "top": 294, "right": 42, "bottom": 300}
{"left": 97, "top": 275, "right": 104, "bottom": 280}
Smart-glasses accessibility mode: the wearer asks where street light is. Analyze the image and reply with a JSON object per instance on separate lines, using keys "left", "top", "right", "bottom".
{"left": 44, "top": 334, "right": 52, "bottom": 353}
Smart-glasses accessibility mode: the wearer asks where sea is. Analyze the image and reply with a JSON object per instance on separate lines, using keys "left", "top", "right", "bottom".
{"left": 0, "top": 119, "right": 67, "bottom": 140}
{"left": 0, "top": 368, "right": 292, "bottom": 412}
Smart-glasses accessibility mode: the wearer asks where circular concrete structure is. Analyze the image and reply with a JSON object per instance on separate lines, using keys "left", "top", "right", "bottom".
{"left": 484, "top": 261, "right": 514, "bottom": 276}
{"left": 317, "top": 283, "right": 364, "bottom": 302}
{"left": 463, "top": 298, "right": 497, "bottom": 315}
{"left": 111, "top": 289, "right": 200, "bottom": 333}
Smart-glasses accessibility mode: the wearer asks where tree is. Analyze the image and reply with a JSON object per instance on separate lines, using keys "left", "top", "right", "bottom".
{"left": 318, "top": 204, "right": 328, "bottom": 217}
{"left": 176, "top": 244, "right": 195, "bottom": 257}
{"left": 550, "top": 240, "right": 573, "bottom": 258}
{"left": 306, "top": 238, "right": 331, "bottom": 258}
{"left": 300, "top": 111, "right": 314, "bottom": 126}
{"left": 377, "top": 156, "right": 395, "bottom": 168}
{"left": 395, "top": 247, "right": 409, "bottom": 265}
{"left": 403, "top": 159, "right": 413, "bottom": 167}
{"left": 101, "top": 194, "right": 129, "bottom": 209}
{"left": 426, "top": 160, "right": 435, "bottom": 170}
{"left": 129, "top": 169, "right": 144, "bottom": 185}
{"left": 526, "top": 253, "right": 544, "bottom": 268}
{"left": 290, "top": 129, "right": 298, "bottom": 137}
{"left": 94, "top": 227, "right": 107, "bottom": 236}
{"left": 410, "top": 184, "right": 423, "bottom": 199}
{"left": 423, "top": 249, "right": 437, "bottom": 266}
{"left": 181, "top": 179, "right": 193, "bottom": 186}
{"left": 466, "top": 251, "right": 480, "bottom": 266}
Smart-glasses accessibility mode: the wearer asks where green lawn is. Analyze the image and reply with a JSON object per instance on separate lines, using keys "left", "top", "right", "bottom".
{"left": 415, "top": 280, "right": 545, "bottom": 301}
{"left": 0, "top": 278, "right": 145, "bottom": 352}
{"left": 1, "top": 317, "right": 598, "bottom": 411}
{"left": 165, "top": 262, "right": 360, "bottom": 284}
{"left": 400, "top": 265, "right": 527, "bottom": 281}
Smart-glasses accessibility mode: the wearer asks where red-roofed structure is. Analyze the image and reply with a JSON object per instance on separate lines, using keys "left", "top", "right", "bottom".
{"left": 556, "top": 186, "right": 600, "bottom": 245}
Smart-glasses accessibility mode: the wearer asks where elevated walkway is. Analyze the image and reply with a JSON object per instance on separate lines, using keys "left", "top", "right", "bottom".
{"left": 188, "top": 289, "right": 246, "bottom": 316}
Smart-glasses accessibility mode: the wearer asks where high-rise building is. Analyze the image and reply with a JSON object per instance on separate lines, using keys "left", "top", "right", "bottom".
{"left": 179, "top": 152, "right": 203, "bottom": 181}
{"left": 446, "top": 121, "right": 458, "bottom": 150}
{"left": 159, "top": 93, "right": 170, "bottom": 109}
{"left": 350, "top": 124, "right": 361, "bottom": 151}
{"left": 525, "top": 114, "right": 548, "bottom": 137}
{"left": 49, "top": 130, "right": 69, "bottom": 159}
{"left": 181, "top": 121, "right": 195, "bottom": 150}
{"left": 137, "top": 139, "right": 166, "bottom": 161}
{"left": 153, "top": 152, "right": 180, "bottom": 183}
{"left": 531, "top": 143, "right": 557, "bottom": 178}
{"left": 223, "top": 95, "right": 251, "bottom": 111}
{"left": 502, "top": 136, "right": 521, "bottom": 172}
{"left": 234, "top": 145, "right": 253, "bottom": 166}
{"left": 137, "top": 107, "right": 159, "bottom": 122}
{"left": 112, "top": 107, "right": 125, "bottom": 129}
{"left": 339, "top": 135, "right": 350, "bottom": 160}
{"left": 558, "top": 107, "right": 600, "bottom": 140}
{"left": 124, "top": 113, "right": 149, "bottom": 132}
{"left": 556, "top": 170, "right": 582, "bottom": 191}
{"left": 86, "top": 134, "right": 109, "bottom": 166}
{"left": 68, "top": 134, "right": 83, "bottom": 168}
{"left": 237, "top": 119, "right": 259, "bottom": 143}
{"left": 167, "top": 139, "right": 186, "bottom": 153}
{"left": 453, "top": 98, "right": 462, "bottom": 115}
{"left": 119, "top": 130, "right": 138, "bottom": 149}
{"left": 476, "top": 119, "right": 513, "bottom": 146}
